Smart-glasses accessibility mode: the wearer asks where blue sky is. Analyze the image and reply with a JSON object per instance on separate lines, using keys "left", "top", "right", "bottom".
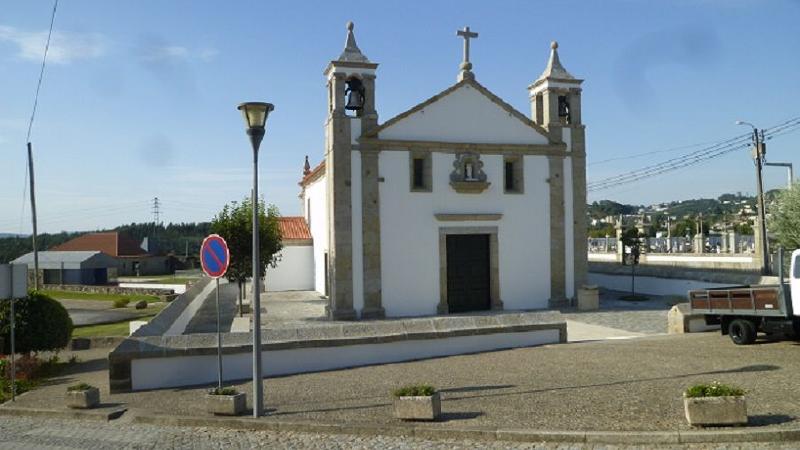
{"left": 1, "top": 0, "right": 799, "bottom": 233}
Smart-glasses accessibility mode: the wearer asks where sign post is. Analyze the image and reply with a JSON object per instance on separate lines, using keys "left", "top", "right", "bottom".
{"left": 200, "top": 235, "right": 230, "bottom": 391}
{"left": 1, "top": 263, "right": 28, "bottom": 402}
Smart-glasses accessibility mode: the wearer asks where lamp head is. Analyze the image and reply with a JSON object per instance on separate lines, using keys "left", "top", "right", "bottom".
{"left": 238, "top": 102, "right": 274, "bottom": 130}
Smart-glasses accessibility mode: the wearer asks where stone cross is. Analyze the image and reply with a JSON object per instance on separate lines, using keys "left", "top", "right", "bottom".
{"left": 456, "top": 26, "right": 478, "bottom": 72}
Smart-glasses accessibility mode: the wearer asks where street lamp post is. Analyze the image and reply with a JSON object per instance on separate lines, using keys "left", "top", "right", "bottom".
{"left": 736, "top": 120, "right": 770, "bottom": 275}
{"left": 238, "top": 101, "right": 274, "bottom": 418}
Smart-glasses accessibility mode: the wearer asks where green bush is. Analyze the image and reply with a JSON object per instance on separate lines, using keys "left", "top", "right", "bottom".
{"left": 685, "top": 381, "right": 745, "bottom": 398}
{"left": 209, "top": 387, "right": 238, "bottom": 396}
{"left": 393, "top": 384, "right": 436, "bottom": 397}
{"left": 67, "top": 383, "right": 95, "bottom": 392}
{"left": 0, "top": 291, "right": 73, "bottom": 354}
{"left": 112, "top": 298, "right": 130, "bottom": 308}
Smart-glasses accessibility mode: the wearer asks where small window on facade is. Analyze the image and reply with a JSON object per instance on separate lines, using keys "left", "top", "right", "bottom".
{"left": 504, "top": 161, "right": 514, "bottom": 191}
{"left": 413, "top": 158, "right": 424, "bottom": 188}
{"left": 503, "top": 156, "right": 524, "bottom": 194}
{"left": 409, "top": 151, "right": 432, "bottom": 192}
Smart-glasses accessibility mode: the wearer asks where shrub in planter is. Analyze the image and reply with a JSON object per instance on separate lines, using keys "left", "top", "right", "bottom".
{"left": 684, "top": 382, "right": 747, "bottom": 426}
{"left": 0, "top": 291, "right": 73, "bottom": 354}
{"left": 392, "top": 384, "right": 441, "bottom": 421}
{"left": 206, "top": 387, "right": 246, "bottom": 416}
{"left": 66, "top": 383, "right": 100, "bottom": 409}
{"left": 113, "top": 298, "right": 130, "bottom": 309}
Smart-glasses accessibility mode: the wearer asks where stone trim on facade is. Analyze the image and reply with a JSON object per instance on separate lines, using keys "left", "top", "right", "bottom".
{"left": 434, "top": 214, "right": 502, "bottom": 222}
{"left": 408, "top": 150, "right": 432, "bottom": 192}
{"left": 363, "top": 78, "right": 552, "bottom": 140}
{"left": 360, "top": 148, "right": 384, "bottom": 319}
{"left": 359, "top": 138, "right": 570, "bottom": 156}
{"left": 437, "top": 226, "right": 502, "bottom": 314}
{"left": 548, "top": 155, "right": 566, "bottom": 306}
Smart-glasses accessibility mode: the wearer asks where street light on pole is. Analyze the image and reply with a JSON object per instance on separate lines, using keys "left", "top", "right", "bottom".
{"left": 238, "top": 101, "right": 274, "bottom": 418}
{"left": 736, "top": 120, "right": 770, "bottom": 275}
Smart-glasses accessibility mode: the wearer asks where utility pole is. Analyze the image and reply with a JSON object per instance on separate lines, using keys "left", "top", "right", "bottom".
{"left": 27, "top": 143, "right": 39, "bottom": 290}
{"left": 752, "top": 130, "right": 770, "bottom": 275}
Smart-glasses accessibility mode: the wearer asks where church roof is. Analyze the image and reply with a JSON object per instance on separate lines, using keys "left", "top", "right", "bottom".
{"left": 531, "top": 41, "right": 582, "bottom": 88}
{"left": 299, "top": 160, "right": 325, "bottom": 187}
{"left": 337, "top": 21, "right": 371, "bottom": 64}
{"left": 278, "top": 217, "right": 312, "bottom": 241}
{"left": 363, "top": 77, "right": 552, "bottom": 141}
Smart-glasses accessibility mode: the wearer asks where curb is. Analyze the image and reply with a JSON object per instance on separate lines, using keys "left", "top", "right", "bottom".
{"left": 0, "top": 405, "right": 126, "bottom": 421}
{"left": 129, "top": 413, "right": 800, "bottom": 445}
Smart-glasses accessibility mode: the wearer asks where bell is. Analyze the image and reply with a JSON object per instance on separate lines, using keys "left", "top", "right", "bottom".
{"left": 345, "top": 78, "right": 365, "bottom": 111}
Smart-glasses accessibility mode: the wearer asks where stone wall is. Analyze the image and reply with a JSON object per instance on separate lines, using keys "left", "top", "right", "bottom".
{"left": 42, "top": 283, "right": 175, "bottom": 297}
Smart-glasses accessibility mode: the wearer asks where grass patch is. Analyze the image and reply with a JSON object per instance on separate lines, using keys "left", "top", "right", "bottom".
{"left": 71, "top": 314, "right": 157, "bottom": 337}
{"left": 619, "top": 294, "right": 649, "bottom": 302}
{"left": 42, "top": 290, "right": 159, "bottom": 303}
{"left": 70, "top": 304, "right": 163, "bottom": 338}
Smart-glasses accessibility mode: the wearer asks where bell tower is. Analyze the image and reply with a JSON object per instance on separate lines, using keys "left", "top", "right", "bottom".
{"left": 323, "top": 21, "right": 379, "bottom": 320}
{"left": 528, "top": 41, "right": 587, "bottom": 305}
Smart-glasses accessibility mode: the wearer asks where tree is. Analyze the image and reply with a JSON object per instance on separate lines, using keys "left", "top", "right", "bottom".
{"left": 769, "top": 183, "right": 800, "bottom": 264}
{"left": 0, "top": 291, "right": 73, "bottom": 354}
{"left": 620, "top": 227, "right": 644, "bottom": 300}
{"left": 210, "top": 197, "right": 282, "bottom": 312}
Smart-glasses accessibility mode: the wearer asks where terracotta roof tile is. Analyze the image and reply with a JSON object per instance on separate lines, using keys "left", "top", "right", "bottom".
{"left": 278, "top": 217, "right": 312, "bottom": 241}
{"left": 51, "top": 232, "right": 148, "bottom": 257}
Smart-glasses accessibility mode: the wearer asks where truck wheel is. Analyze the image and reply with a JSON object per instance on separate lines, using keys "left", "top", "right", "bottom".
{"left": 729, "top": 319, "right": 757, "bottom": 345}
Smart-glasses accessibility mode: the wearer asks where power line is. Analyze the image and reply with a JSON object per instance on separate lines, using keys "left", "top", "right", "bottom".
{"left": 26, "top": 0, "right": 59, "bottom": 142}
{"left": 588, "top": 117, "right": 800, "bottom": 192}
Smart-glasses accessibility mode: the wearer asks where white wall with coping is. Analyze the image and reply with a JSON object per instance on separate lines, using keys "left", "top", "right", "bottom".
{"left": 645, "top": 255, "right": 754, "bottom": 264}
{"left": 164, "top": 279, "right": 220, "bottom": 336}
{"left": 304, "top": 175, "right": 328, "bottom": 295}
{"left": 378, "top": 84, "right": 549, "bottom": 145}
{"left": 588, "top": 253, "right": 617, "bottom": 261}
{"left": 351, "top": 150, "right": 364, "bottom": 315}
{"left": 118, "top": 283, "right": 186, "bottom": 294}
{"left": 378, "top": 151, "right": 551, "bottom": 317}
{"left": 265, "top": 245, "right": 314, "bottom": 292}
{"left": 588, "top": 272, "right": 732, "bottom": 297}
{"left": 130, "top": 328, "right": 560, "bottom": 390}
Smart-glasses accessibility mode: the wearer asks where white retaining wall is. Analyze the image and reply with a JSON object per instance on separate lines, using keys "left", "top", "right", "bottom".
{"left": 588, "top": 272, "right": 732, "bottom": 297}
{"left": 130, "top": 328, "right": 560, "bottom": 390}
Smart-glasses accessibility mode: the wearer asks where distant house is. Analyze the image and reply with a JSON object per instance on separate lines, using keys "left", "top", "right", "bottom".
{"left": 51, "top": 232, "right": 173, "bottom": 276}
{"left": 12, "top": 251, "right": 118, "bottom": 285}
{"left": 265, "top": 217, "right": 313, "bottom": 292}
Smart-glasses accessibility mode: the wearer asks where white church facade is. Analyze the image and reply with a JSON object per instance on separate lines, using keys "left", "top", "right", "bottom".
{"left": 297, "top": 23, "right": 587, "bottom": 320}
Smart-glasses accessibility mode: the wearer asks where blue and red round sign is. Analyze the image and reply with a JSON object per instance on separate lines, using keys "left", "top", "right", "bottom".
{"left": 200, "top": 234, "right": 230, "bottom": 278}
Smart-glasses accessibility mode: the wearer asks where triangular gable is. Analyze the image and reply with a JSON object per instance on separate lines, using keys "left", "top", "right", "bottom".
{"left": 365, "top": 78, "right": 552, "bottom": 145}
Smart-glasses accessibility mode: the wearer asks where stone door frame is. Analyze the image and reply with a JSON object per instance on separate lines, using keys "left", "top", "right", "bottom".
{"left": 437, "top": 226, "right": 503, "bottom": 314}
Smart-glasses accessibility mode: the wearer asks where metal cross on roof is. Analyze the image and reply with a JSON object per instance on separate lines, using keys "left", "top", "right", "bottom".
{"left": 456, "top": 26, "right": 478, "bottom": 73}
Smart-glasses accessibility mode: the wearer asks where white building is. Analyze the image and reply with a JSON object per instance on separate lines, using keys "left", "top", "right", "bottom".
{"left": 298, "top": 23, "right": 587, "bottom": 319}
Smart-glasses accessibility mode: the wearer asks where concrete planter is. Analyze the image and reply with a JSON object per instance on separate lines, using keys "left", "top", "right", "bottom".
{"left": 66, "top": 387, "right": 100, "bottom": 409}
{"left": 684, "top": 395, "right": 747, "bottom": 426}
{"left": 393, "top": 392, "right": 441, "bottom": 421}
{"left": 206, "top": 392, "right": 246, "bottom": 416}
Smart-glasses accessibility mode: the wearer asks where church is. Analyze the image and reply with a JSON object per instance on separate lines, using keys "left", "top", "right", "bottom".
{"left": 297, "top": 22, "right": 587, "bottom": 319}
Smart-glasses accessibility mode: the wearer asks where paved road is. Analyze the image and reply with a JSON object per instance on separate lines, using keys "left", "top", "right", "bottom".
{"left": 0, "top": 416, "right": 795, "bottom": 449}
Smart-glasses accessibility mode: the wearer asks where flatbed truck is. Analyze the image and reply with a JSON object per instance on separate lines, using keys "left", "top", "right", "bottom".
{"left": 689, "top": 248, "right": 800, "bottom": 345}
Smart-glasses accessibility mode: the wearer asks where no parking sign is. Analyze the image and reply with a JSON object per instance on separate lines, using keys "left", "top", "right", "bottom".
{"left": 200, "top": 234, "right": 230, "bottom": 278}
